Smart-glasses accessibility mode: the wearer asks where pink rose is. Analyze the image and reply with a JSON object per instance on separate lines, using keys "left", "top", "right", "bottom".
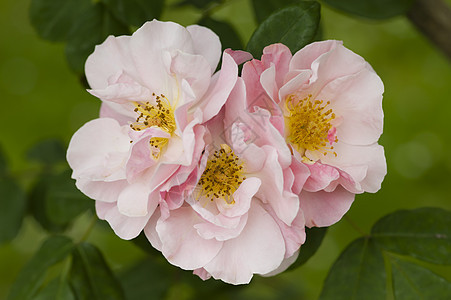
{"left": 144, "top": 78, "right": 306, "bottom": 284}
{"left": 242, "top": 41, "right": 386, "bottom": 227}
{"left": 67, "top": 20, "right": 238, "bottom": 239}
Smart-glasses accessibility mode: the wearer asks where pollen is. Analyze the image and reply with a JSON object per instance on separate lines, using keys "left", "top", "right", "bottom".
{"left": 197, "top": 144, "right": 246, "bottom": 204}
{"left": 129, "top": 93, "right": 176, "bottom": 159}
{"left": 284, "top": 94, "right": 338, "bottom": 157}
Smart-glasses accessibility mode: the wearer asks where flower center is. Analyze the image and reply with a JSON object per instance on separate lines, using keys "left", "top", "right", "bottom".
{"left": 130, "top": 93, "right": 176, "bottom": 159}
{"left": 197, "top": 144, "right": 246, "bottom": 204}
{"left": 284, "top": 94, "right": 337, "bottom": 157}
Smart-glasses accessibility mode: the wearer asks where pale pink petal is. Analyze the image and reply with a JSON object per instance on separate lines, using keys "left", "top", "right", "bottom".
{"left": 156, "top": 206, "right": 223, "bottom": 270}
{"left": 194, "top": 213, "right": 248, "bottom": 241}
{"left": 319, "top": 142, "right": 386, "bottom": 193}
{"left": 193, "top": 268, "right": 212, "bottom": 281}
{"left": 144, "top": 208, "right": 162, "bottom": 251}
{"left": 261, "top": 43, "right": 292, "bottom": 89}
{"left": 278, "top": 69, "right": 312, "bottom": 102}
{"left": 130, "top": 20, "right": 193, "bottom": 93}
{"left": 85, "top": 35, "right": 135, "bottom": 89}
{"left": 224, "top": 49, "right": 253, "bottom": 65}
{"left": 196, "top": 52, "right": 238, "bottom": 122}
{"left": 99, "top": 102, "right": 134, "bottom": 126}
{"left": 217, "top": 177, "right": 261, "bottom": 218}
{"left": 303, "top": 162, "right": 340, "bottom": 192}
{"left": 204, "top": 201, "right": 285, "bottom": 284}
{"left": 264, "top": 203, "right": 306, "bottom": 258}
{"left": 254, "top": 146, "right": 299, "bottom": 226}
{"left": 75, "top": 178, "right": 128, "bottom": 203}
{"left": 117, "top": 182, "right": 158, "bottom": 217}
{"left": 170, "top": 51, "right": 212, "bottom": 101}
{"left": 67, "top": 118, "right": 129, "bottom": 181}
{"left": 262, "top": 250, "right": 299, "bottom": 277}
{"left": 289, "top": 158, "right": 310, "bottom": 194}
{"left": 187, "top": 25, "right": 221, "bottom": 74}
{"left": 96, "top": 201, "right": 150, "bottom": 240}
{"left": 290, "top": 40, "right": 340, "bottom": 71}
{"left": 300, "top": 186, "right": 355, "bottom": 227}
{"left": 88, "top": 72, "right": 152, "bottom": 104}
{"left": 319, "top": 66, "right": 384, "bottom": 145}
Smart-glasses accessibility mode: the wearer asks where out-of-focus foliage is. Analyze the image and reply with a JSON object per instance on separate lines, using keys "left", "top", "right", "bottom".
{"left": 1, "top": 0, "right": 451, "bottom": 299}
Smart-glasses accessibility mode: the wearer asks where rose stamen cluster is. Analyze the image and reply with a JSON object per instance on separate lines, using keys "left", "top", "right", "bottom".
{"left": 197, "top": 144, "right": 246, "bottom": 204}
{"left": 285, "top": 94, "right": 337, "bottom": 157}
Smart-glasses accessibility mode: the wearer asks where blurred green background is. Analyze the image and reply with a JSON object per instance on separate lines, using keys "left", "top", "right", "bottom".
{"left": 1, "top": 0, "right": 450, "bottom": 299}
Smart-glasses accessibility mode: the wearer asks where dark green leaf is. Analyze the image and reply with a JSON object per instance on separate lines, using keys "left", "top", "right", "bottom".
{"left": 372, "top": 207, "right": 451, "bottom": 265}
{"left": 29, "top": 0, "right": 91, "bottom": 41}
{"left": 70, "top": 242, "right": 125, "bottom": 300}
{"left": 8, "top": 236, "right": 74, "bottom": 300}
{"left": 29, "top": 175, "right": 67, "bottom": 232}
{"left": 247, "top": 2, "right": 321, "bottom": 57}
{"left": 101, "top": 0, "right": 164, "bottom": 27}
{"left": 319, "top": 238, "right": 386, "bottom": 300}
{"left": 34, "top": 277, "right": 76, "bottom": 300}
{"left": 0, "top": 177, "right": 26, "bottom": 243}
{"left": 26, "top": 138, "right": 66, "bottom": 165}
{"left": 199, "top": 17, "right": 243, "bottom": 50}
{"left": 321, "top": 0, "right": 414, "bottom": 20}
{"left": 390, "top": 257, "right": 451, "bottom": 300}
{"left": 65, "top": 3, "right": 130, "bottom": 74}
{"left": 287, "top": 227, "right": 327, "bottom": 270}
{"left": 46, "top": 170, "right": 93, "bottom": 226}
{"left": 251, "top": 0, "right": 301, "bottom": 24}
{"left": 119, "top": 257, "right": 174, "bottom": 300}
{"left": 0, "top": 145, "right": 7, "bottom": 176}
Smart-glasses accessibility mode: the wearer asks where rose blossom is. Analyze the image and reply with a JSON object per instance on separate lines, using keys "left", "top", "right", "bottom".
{"left": 242, "top": 41, "right": 387, "bottom": 227}
{"left": 67, "top": 20, "right": 238, "bottom": 239}
{"left": 144, "top": 78, "right": 307, "bottom": 284}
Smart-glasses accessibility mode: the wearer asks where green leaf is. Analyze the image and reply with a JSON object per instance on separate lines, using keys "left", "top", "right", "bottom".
{"left": 321, "top": 0, "right": 414, "bottom": 20}
{"left": 33, "top": 277, "right": 76, "bottom": 300}
{"left": 390, "top": 257, "right": 451, "bottom": 300}
{"left": 247, "top": 2, "right": 321, "bottom": 58}
{"left": 26, "top": 138, "right": 66, "bottom": 165}
{"left": 29, "top": 0, "right": 91, "bottom": 42}
{"left": 287, "top": 227, "right": 327, "bottom": 270}
{"left": 251, "top": 0, "right": 301, "bottom": 24}
{"left": 199, "top": 17, "right": 243, "bottom": 50}
{"left": 8, "top": 236, "right": 74, "bottom": 300}
{"left": 372, "top": 207, "right": 451, "bottom": 265}
{"left": 319, "top": 238, "right": 386, "bottom": 300}
{"left": 70, "top": 242, "right": 125, "bottom": 300}
{"left": 65, "top": 2, "right": 130, "bottom": 74}
{"left": 119, "top": 257, "right": 174, "bottom": 300}
{"left": 29, "top": 170, "right": 92, "bottom": 232}
{"left": 29, "top": 176, "right": 66, "bottom": 232}
{"left": 45, "top": 170, "right": 94, "bottom": 226}
{"left": 0, "top": 177, "right": 26, "bottom": 243}
{"left": 101, "top": 0, "right": 164, "bottom": 27}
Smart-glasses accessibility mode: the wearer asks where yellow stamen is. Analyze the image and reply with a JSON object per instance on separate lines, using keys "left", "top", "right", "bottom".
{"left": 130, "top": 93, "right": 176, "bottom": 159}
{"left": 197, "top": 144, "right": 246, "bottom": 204}
{"left": 284, "top": 94, "right": 337, "bottom": 157}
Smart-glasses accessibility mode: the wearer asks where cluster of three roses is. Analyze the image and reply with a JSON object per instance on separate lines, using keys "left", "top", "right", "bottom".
{"left": 67, "top": 20, "right": 386, "bottom": 284}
